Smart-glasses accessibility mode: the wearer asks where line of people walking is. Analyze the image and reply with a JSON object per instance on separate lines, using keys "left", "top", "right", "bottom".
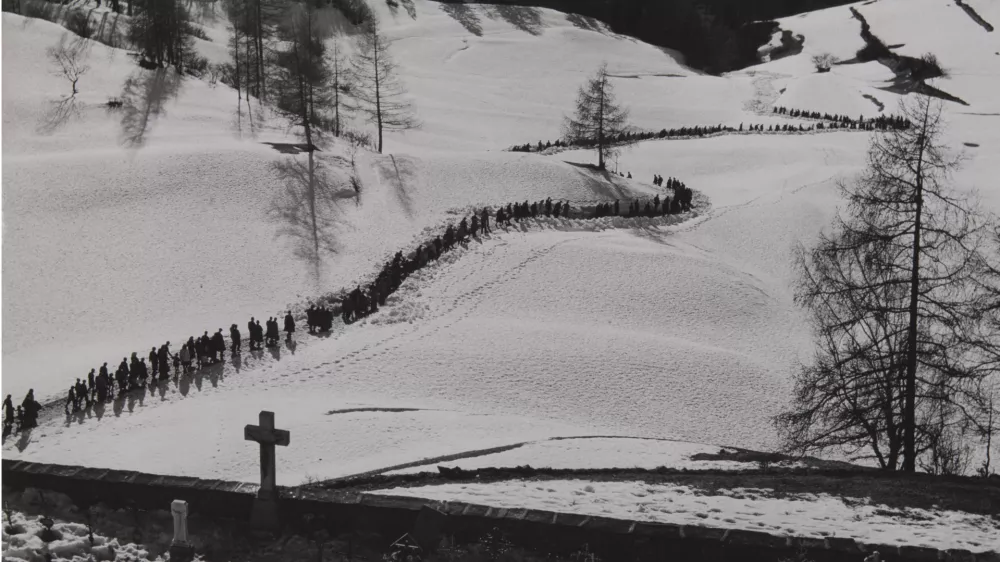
{"left": 6, "top": 178, "right": 694, "bottom": 435}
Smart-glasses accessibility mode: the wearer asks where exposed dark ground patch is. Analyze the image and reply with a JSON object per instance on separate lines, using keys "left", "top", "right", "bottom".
{"left": 850, "top": 6, "right": 970, "bottom": 105}
{"left": 325, "top": 407, "right": 431, "bottom": 415}
{"left": 955, "top": 0, "right": 995, "bottom": 32}
{"left": 863, "top": 93, "right": 885, "bottom": 112}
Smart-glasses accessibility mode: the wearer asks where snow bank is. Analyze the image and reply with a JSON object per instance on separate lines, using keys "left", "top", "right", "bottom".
{"left": 372, "top": 480, "right": 1000, "bottom": 552}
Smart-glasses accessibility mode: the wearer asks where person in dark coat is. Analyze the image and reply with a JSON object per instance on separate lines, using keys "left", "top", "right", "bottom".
{"left": 480, "top": 209, "right": 490, "bottom": 234}
{"left": 444, "top": 225, "right": 455, "bottom": 250}
{"left": 545, "top": 198, "right": 552, "bottom": 217}
{"left": 255, "top": 319, "right": 265, "bottom": 348}
{"left": 247, "top": 318, "right": 257, "bottom": 350}
{"left": 15, "top": 406, "right": 24, "bottom": 432}
{"left": 21, "top": 390, "right": 39, "bottom": 430}
{"left": 342, "top": 295, "right": 354, "bottom": 324}
{"left": 116, "top": 367, "right": 128, "bottom": 396}
{"left": 212, "top": 329, "right": 226, "bottom": 359}
{"left": 158, "top": 342, "right": 171, "bottom": 379}
{"left": 284, "top": 312, "right": 295, "bottom": 341}
{"left": 3, "top": 395, "right": 14, "bottom": 429}
{"left": 627, "top": 172, "right": 632, "bottom": 179}
{"left": 495, "top": 208, "right": 506, "bottom": 230}
{"left": 137, "top": 358, "right": 148, "bottom": 386}
{"left": 76, "top": 378, "right": 88, "bottom": 406}
{"left": 470, "top": 214, "right": 479, "bottom": 237}
{"left": 230, "top": 324, "right": 242, "bottom": 352}
{"left": 65, "top": 385, "right": 77, "bottom": 413}
{"left": 306, "top": 306, "right": 316, "bottom": 333}
{"left": 96, "top": 373, "right": 108, "bottom": 402}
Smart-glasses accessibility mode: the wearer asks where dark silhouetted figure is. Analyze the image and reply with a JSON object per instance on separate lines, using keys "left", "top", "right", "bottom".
{"left": 3, "top": 395, "right": 14, "bottom": 431}
{"left": 284, "top": 312, "right": 295, "bottom": 341}
{"left": 231, "top": 324, "right": 242, "bottom": 351}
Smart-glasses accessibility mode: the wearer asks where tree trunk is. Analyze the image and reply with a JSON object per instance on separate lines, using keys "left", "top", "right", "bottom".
{"left": 903, "top": 108, "right": 930, "bottom": 473}
{"left": 256, "top": 0, "right": 265, "bottom": 100}
{"left": 597, "top": 72, "right": 606, "bottom": 170}
{"left": 374, "top": 41, "right": 383, "bottom": 153}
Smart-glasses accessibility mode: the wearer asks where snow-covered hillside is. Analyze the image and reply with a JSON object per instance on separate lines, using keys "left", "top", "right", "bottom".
{"left": 4, "top": 0, "right": 999, "bottom": 512}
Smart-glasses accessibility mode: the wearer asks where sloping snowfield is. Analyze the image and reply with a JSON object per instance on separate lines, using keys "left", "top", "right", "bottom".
{"left": 373, "top": 480, "right": 1000, "bottom": 552}
{"left": 4, "top": 0, "right": 1000, "bottom": 550}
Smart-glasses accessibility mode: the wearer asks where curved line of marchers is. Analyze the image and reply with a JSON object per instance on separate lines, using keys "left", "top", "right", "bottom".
{"left": 13, "top": 185, "right": 706, "bottom": 434}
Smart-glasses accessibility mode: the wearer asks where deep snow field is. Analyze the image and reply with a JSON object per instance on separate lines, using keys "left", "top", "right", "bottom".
{"left": 3, "top": 0, "right": 1000, "bottom": 552}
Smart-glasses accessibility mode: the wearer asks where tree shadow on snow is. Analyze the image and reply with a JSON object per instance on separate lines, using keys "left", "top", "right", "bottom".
{"left": 118, "top": 67, "right": 183, "bottom": 149}
{"left": 439, "top": 2, "right": 483, "bottom": 36}
{"left": 375, "top": 154, "right": 417, "bottom": 219}
{"left": 484, "top": 4, "right": 543, "bottom": 35}
{"left": 565, "top": 13, "right": 607, "bottom": 34}
{"left": 267, "top": 154, "right": 356, "bottom": 272}
{"left": 564, "top": 161, "right": 632, "bottom": 201}
{"left": 36, "top": 96, "right": 84, "bottom": 135}
{"left": 400, "top": 0, "right": 416, "bottom": 19}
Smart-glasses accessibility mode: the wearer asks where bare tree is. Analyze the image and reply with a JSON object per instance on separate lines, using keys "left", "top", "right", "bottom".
{"left": 349, "top": 17, "right": 418, "bottom": 153}
{"left": 562, "top": 62, "right": 632, "bottom": 170}
{"left": 273, "top": 1, "right": 334, "bottom": 261}
{"left": 47, "top": 34, "right": 90, "bottom": 97}
{"left": 330, "top": 36, "right": 351, "bottom": 137}
{"left": 776, "top": 96, "right": 1000, "bottom": 472}
{"left": 128, "top": 0, "right": 194, "bottom": 70}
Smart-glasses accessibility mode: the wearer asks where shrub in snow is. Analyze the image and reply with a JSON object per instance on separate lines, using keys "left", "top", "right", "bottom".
{"left": 65, "top": 10, "right": 93, "bottom": 39}
{"left": 810, "top": 53, "right": 836, "bottom": 73}
{"left": 21, "top": 0, "right": 56, "bottom": 22}
{"left": 182, "top": 52, "right": 209, "bottom": 78}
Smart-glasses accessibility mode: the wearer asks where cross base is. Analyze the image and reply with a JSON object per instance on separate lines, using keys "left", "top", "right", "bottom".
{"left": 169, "top": 543, "right": 195, "bottom": 562}
{"left": 250, "top": 494, "right": 280, "bottom": 531}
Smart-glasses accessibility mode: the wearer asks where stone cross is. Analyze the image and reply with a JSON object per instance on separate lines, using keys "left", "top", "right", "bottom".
{"left": 244, "top": 410, "right": 290, "bottom": 498}
{"left": 245, "top": 410, "right": 290, "bottom": 531}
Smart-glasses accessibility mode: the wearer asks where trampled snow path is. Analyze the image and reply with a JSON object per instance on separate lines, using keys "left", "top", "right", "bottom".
{"left": 371, "top": 480, "right": 1000, "bottom": 552}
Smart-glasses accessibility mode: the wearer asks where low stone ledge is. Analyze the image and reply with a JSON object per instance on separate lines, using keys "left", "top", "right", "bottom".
{"left": 522, "top": 509, "right": 555, "bottom": 524}
{"left": 680, "top": 524, "right": 727, "bottom": 542}
{"left": 582, "top": 515, "right": 634, "bottom": 534}
{"left": 358, "top": 494, "right": 427, "bottom": 511}
{"left": 723, "top": 528, "right": 789, "bottom": 549}
{"left": 553, "top": 512, "right": 589, "bottom": 527}
{"left": 946, "top": 550, "right": 976, "bottom": 562}
{"left": 900, "top": 545, "right": 949, "bottom": 562}
{"left": 632, "top": 521, "right": 683, "bottom": 539}
{"left": 825, "top": 536, "right": 864, "bottom": 554}
{"left": 4, "top": 460, "right": 996, "bottom": 562}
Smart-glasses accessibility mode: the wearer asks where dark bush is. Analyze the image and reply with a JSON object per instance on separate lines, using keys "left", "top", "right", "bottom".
{"left": 22, "top": 0, "right": 54, "bottom": 21}
{"left": 66, "top": 10, "right": 93, "bottom": 39}
{"left": 329, "top": 0, "right": 373, "bottom": 26}
{"left": 183, "top": 51, "right": 209, "bottom": 77}
{"left": 911, "top": 52, "right": 946, "bottom": 80}
{"left": 184, "top": 22, "right": 211, "bottom": 42}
